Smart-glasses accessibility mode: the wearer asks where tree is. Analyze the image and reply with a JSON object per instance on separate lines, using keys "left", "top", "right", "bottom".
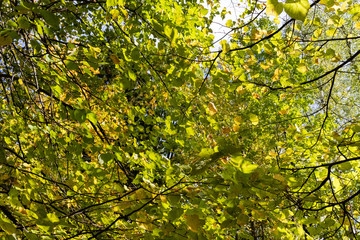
{"left": 1, "top": 0, "right": 360, "bottom": 239}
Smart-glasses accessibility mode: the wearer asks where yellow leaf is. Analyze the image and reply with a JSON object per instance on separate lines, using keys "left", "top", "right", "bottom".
{"left": 279, "top": 109, "right": 289, "bottom": 115}
{"left": 242, "top": 160, "right": 258, "bottom": 173}
{"left": 110, "top": 54, "right": 120, "bottom": 64}
{"left": 249, "top": 114, "right": 259, "bottom": 125}
{"left": 355, "top": 22, "right": 360, "bottom": 30}
{"left": 332, "top": 177, "right": 341, "bottom": 192}
{"left": 236, "top": 86, "right": 246, "bottom": 94}
{"left": 331, "top": 55, "right": 341, "bottom": 62}
{"left": 273, "top": 174, "right": 286, "bottom": 183}
{"left": 222, "top": 127, "right": 230, "bottom": 134}
{"left": 0, "top": 34, "right": 12, "bottom": 46}
{"left": 272, "top": 68, "right": 282, "bottom": 81}
{"left": 252, "top": 92, "right": 260, "bottom": 99}
{"left": 186, "top": 127, "right": 195, "bottom": 136}
{"left": 260, "top": 63, "right": 271, "bottom": 70}
{"left": 297, "top": 63, "right": 307, "bottom": 73}
{"left": 184, "top": 214, "right": 202, "bottom": 232}
{"left": 234, "top": 116, "right": 243, "bottom": 124}
{"left": 47, "top": 212, "right": 60, "bottom": 223}
{"left": 208, "top": 102, "right": 217, "bottom": 115}
{"left": 269, "top": 151, "right": 277, "bottom": 157}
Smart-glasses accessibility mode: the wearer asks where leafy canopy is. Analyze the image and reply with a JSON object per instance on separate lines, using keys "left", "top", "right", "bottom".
{"left": 1, "top": 0, "right": 360, "bottom": 239}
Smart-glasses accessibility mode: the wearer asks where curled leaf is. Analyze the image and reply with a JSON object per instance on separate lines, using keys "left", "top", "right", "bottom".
{"left": 208, "top": 102, "right": 217, "bottom": 115}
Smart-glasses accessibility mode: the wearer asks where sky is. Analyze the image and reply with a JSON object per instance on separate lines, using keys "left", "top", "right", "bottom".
{"left": 204, "top": 0, "right": 245, "bottom": 49}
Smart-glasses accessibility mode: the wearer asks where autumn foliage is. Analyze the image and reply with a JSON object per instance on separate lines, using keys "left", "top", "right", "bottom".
{"left": 1, "top": 0, "right": 360, "bottom": 239}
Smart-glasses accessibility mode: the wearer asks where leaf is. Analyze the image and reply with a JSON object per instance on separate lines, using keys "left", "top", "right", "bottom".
{"left": 51, "top": 85, "right": 63, "bottom": 98}
{"left": 128, "top": 70, "right": 137, "bottom": 81}
{"left": 198, "top": 148, "right": 215, "bottom": 158}
{"left": 74, "top": 109, "right": 87, "bottom": 123}
{"left": 355, "top": 22, "right": 360, "bottom": 29}
{"left": 352, "top": 125, "right": 360, "bottom": 132}
{"left": 17, "top": 16, "right": 31, "bottom": 29}
{"left": 168, "top": 208, "right": 183, "bottom": 221}
{"left": 236, "top": 85, "right": 246, "bottom": 94}
{"left": 220, "top": 40, "right": 230, "bottom": 53}
{"left": 47, "top": 212, "right": 60, "bottom": 223}
{"left": 39, "top": 10, "right": 60, "bottom": 28}
{"left": 241, "top": 161, "right": 258, "bottom": 173}
{"left": 200, "top": 8, "right": 209, "bottom": 16}
{"left": 0, "top": 138, "right": 6, "bottom": 163}
{"left": 110, "top": 54, "right": 120, "bottom": 64}
{"left": 24, "top": 232, "right": 41, "bottom": 240}
{"left": 297, "top": 63, "right": 307, "bottom": 73}
{"left": 186, "top": 127, "right": 195, "bottom": 136}
{"left": 30, "top": 39, "right": 41, "bottom": 52}
{"left": 184, "top": 214, "right": 203, "bottom": 232}
{"left": 98, "top": 153, "right": 114, "bottom": 164}
{"left": 0, "top": 216, "right": 18, "bottom": 235}
{"left": 208, "top": 102, "right": 217, "bottom": 115}
{"left": 284, "top": 0, "right": 310, "bottom": 21}
{"left": 65, "top": 60, "right": 78, "bottom": 70}
{"left": 279, "top": 109, "right": 289, "bottom": 115}
{"left": 86, "top": 112, "right": 97, "bottom": 124}
{"left": 164, "top": 25, "right": 172, "bottom": 39}
{"left": 267, "top": 0, "right": 284, "bottom": 17}
{"left": 249, "top": 114, "right": 259, "bottom": 125}
{"left": 0, "top": 32, "right": 12, "bottom": 46}
{"left": 225, "top": 20, "right": 233, "bottom": 28}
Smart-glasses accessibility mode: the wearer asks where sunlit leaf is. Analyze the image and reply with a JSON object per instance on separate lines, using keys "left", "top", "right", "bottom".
{"left": 284, "top": 0, "right": 310, "bottom": 21}
{"left": 249, "top": 114, "right": 259, "bottom": 125}
{"left": 267, "top": 0, "right": 284, "bottom": 17}
{"left": 208, "top": 102, "right": 217, "bottom": 115}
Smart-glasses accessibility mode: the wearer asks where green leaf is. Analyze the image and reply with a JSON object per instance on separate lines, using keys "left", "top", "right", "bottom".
{"left": 74, "top": 109, "right": 87, "bottom": 123}
{"left": 168, "top": 208, "right": 183, "bottom": 221}
{"left": 98, "top": 153, "right": 114, "bottom": 164}
{"left": 352, "top": 125, "right": 360, "bottom": 132}
{"left": 86, "top": 112, "right": 97, "bottom": 124}
{"left": 17, "top": 16, "right": 31, "bottom": 29}
{"left": 241, "top": 161, "right": 258, "bottom": 173}
{"left": 24, "top": 232, "right": 41, "bottom": 240}
{"left": 284, "top": 0, "right": 310, "bottom": 21}
{"left": 30, "top": 39, "right": 41, "bottom": 53}
{"left": 266, "top": 0, "right": 284, "bottom": 17}
{"left": 51, "top": 85, "right": 63, "bottom": 98}
{"left": 0, "top": 32, "right": 12, "bottom": 46}
{"left": 65, "top": 60, "right": 78, "bottom": 70}
{"left": 39, "top": 10, "right": 59, "bottom": 28}
{"left": 200, "top": 8, "right": 209, "bottom": 16}
{"left": 0, "top": 216, "right": 18, "bottom": 235}
{"left": 0, "top": 138, "right": 6, "bottom": 164}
